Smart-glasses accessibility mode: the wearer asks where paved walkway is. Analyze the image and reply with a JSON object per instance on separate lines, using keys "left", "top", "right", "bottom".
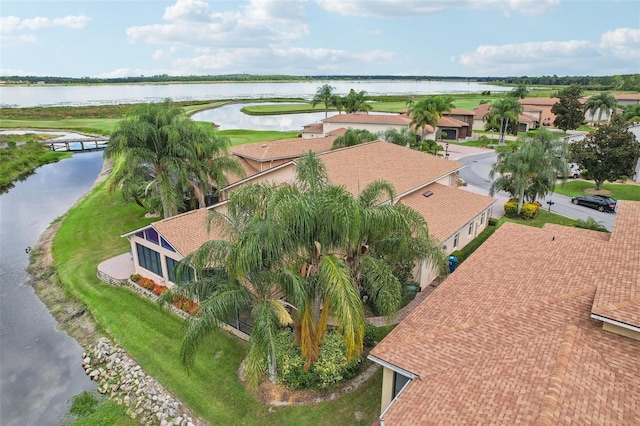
{"left": 97, "top": 252, "right": 134, "bottom": 281}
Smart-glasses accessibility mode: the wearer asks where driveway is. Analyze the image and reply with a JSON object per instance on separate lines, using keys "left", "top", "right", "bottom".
{"left": 442, "top": 144, "right": 617, "bottom": 231}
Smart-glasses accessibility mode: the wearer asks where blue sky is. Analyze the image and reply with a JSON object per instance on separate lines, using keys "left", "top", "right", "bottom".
{"left": 1, "top": 0, "right": 639, "bottom": 78}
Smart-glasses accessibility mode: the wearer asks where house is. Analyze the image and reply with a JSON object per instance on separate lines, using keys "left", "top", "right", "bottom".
{"left": 583, "top": 93, "right": 640, "bottom": 124}
{"left": 369, "top": 200, "right": 640, "bottom": 425}
{"left": 123, "top": 141, "right": 494, "bottom": 292}
{"left": 472, "top": 101, "right": 541, "bottom": 133}
{"left": 627, "top": 123, "right": 640, "bottom": 182}
{"left": 320, "top": 112, "right": 427, "bottom": 138}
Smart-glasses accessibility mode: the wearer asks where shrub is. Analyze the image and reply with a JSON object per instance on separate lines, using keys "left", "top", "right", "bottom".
{"left": 138, "top": 277, "right": 156, "bottom": 291}
{"left": 363, "top": 320, "right": 377, "bottom": 348}
{"left": 521, "top": 202, "right": 540, "bottom": 219}
{"left": 130, "top": 273, "right": 142, "bottom": 283}
{"left": 69, "top": 391, "right": 98, "bottom": 417}
{"left": 503, "top": 200, "right": 519, "bottom": 217}
{"left": 152, "top": 284, "right": 168, "bottom": 295}
{"left": 275, "top": 329, "right": 362, "bottom": 390}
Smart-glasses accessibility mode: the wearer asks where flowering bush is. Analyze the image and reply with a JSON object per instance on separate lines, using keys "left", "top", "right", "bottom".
{"left": 152, "top": 284, "right": 168, "bottom": 295}
{"left": 172, "top": 295, "right": 198, "bottom": 315}
{"left": 138, "top": 277, "right": 155, "bottom": 290}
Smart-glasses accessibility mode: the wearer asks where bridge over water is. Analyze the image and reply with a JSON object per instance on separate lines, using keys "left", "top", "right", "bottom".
{"left": 46, "top": 138, "right": 109, "bottom": 152}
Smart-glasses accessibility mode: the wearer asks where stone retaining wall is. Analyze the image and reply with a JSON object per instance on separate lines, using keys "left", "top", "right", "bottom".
{"left": 83, "top": 338, "right": 204, "bottom": 426}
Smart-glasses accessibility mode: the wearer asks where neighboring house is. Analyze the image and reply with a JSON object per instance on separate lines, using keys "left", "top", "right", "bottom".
{"left": 472, "top": 101, "right": 541, "bottom": 133}
{"left": 628, "top": 123, "right": 640, "bottom": 182}
{"left": 519, "top": 97, "right": 558, "bottom": 127}
{"left": 583, "top": 93, "right": 640, "bottom": 124}
{"left": 369, "top": 201, "right": 640, "bottom": 425}
{"left": 321, "top": 112, "right": 419, "bottom": 137}
{"left": 123, "top": 141, "right": 494, "bottom": 292}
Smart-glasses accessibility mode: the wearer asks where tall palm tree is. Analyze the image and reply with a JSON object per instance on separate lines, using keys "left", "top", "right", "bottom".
{"left": 489, "top": 129, "right": 569, "bottom": 214}
{"left": 484, "top": 97, "right": 523, "bottom": 145}
{"left": 331, "top": 128, "right": 377, "bottom": 149}
{"left": 105, "top": 99, "right": 240, "bottom": 218}
{"left": 584, "top": 91, "right": 618, "bottom": 124}
{"left": 172, "top": 152, "right": 444, "bottom": 379}
{"left": 408, "top": 95, "right": 453, "bottom": 141}
{"left": 311, "top": 84, "right": 336, "bottom": 118}
{"left": 343, "top": 89, "right": 372, "bottom": 113}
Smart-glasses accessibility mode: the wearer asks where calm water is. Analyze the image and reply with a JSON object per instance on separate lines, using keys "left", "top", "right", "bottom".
{"left": 0, "top": 80, "right": 508, "bottom": 108}
{"left": 0, "top": 151, "right": 103, "bottom": 426}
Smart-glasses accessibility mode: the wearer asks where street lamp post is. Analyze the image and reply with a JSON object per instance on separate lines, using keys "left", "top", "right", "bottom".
{"left": 445, "top": 142, "right": 449, "bottom": 159}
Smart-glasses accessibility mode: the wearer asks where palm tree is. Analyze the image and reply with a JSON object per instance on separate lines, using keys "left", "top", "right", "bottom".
{"left": 172, "top": 152, "right": 444, "bottom": 379}
{"left": 490, "top": 129, "right": 569, "bottom": 214}
{"left": 509, "top": 84, "right": 529, "bottom": 99}
{"left": 383, "top": 127, "right": 417, "bottom": 147}
{"left": 331, "top": 128, "right": 377, "bottom": 149}
{"left": 408, "top": 96, "right": 453, "bottom": 141}
{"left": 311, "top": 84, "right": 336, "bottom": 118}
{"left": 105, "top": 99, "right": 240, "bottom": 218}
{"left": 483, "top": 97, "right": 523, "bottom": 145}
{"left": 584, "top": 91, "right": 618, "bottom": 124}
{"left": 343, "top": 89, "right": 372, "bottom": 113}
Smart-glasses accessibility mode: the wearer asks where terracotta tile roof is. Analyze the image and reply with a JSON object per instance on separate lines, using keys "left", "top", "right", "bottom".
{"left": 447, "top": 108, "right": 475, "bottom": 116}
{"left": 614, "top": 93, "right": 640, "bottom": 101}
{"left": 519, "top": 113, "right": 539, "bottom": 123}
{"left": 322, "top": 112, "right": 412, "bottom": 125}
{"left": 473, "top": 103, "right": 490, "bottom": 120}
{"left": 231, "top": 135, "right": 336, "bottom": 161}
{"left": 371, "top": 203, "right": 640, "bottom": 424}
{"left": 520, "top": 97, "right": 560, "bottom": 106}
{"left": 153, "top": 208, "right": 226, "bottom": 256}
{"left": 318, "top": 141, "right": 464, "bottom": 197}
{"left": 327, "top": 127, "right": 347, "bottom": 136}
{"left": 437, "top": 116, "right": 469, "bottom": 128}
{"left": 226, "top": 156, "right": 259, "bottom": 184}
{"left": 301, "top": 123, "right": 323, "bottom": 133}
{"left": 592, "top": 201, "right": 640, "bottom": 328}
{"left": 398, "top": 183, "right": 495, "bottom": 243}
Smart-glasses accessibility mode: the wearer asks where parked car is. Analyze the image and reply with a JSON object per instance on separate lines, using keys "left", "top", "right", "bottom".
{"left": 557, "top": 163, "right": 582, "bottom": 179}
{"left": 571, "top": 195, "right": 617, "bottom": 213}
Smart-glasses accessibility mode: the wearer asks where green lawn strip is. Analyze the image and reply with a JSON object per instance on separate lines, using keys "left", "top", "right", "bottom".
{"left": 218, "top": 129, "right": 300, "bottom": 146}
{"left": 497, "top": 210, "right": 580, "bottom": 228}
{"left": 0, "top": 141, "right": 72, "bottom": 190}
{"left": 554, "top": 180, "right": 640, "bottom": 201}
{"left": 52, "top": 180, "right": 381, "bottom": 425}
{"left": 0, "top": 118, "right": 119, "bottom": 135}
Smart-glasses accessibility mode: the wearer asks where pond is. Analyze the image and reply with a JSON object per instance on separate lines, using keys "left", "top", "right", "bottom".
{"left": 0, "top": 147, "right": 103, "bottom": 426}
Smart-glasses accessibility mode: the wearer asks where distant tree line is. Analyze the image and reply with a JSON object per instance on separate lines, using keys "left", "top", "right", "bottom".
{"left": 2, "top": 74, "right": 638, "bottom": 91}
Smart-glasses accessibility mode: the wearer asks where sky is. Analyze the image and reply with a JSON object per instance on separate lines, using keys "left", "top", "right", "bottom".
{"left": 1, "top": 0, "right": 639, "bottom": 78}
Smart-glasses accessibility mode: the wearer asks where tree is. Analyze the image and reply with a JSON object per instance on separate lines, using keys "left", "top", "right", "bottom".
{"left": 331, "top": 128, "right": 377, "bottom": 149}
{"left": 383, "top": 127, "right": 417, "bottom": 147}
{"left": 407, "top": 95, "right": 453, "bottom": 141}
{"left": 551, "top": 85, "right": 584, "bottom": 131}
{"left": 584, "top": 91, "right": 618, "bottom": 124}
{"left": 311, "top": 84, "right": 336, "bottom": 118}
{"left": 342, "top": 89, "right": 372, "bottom": 113}
{"left": 105, "top": 99, "right": 241, "bottom": 218}
{"left": 622, "top": 104, "right": 640, "bottom": 123}
{"left": 172, "top": 152, "right": 445, "bottom": 381}
{"left": 490, "top": 128, "right": 570, "bottom": 214}
{"left": 508, "top": 84, "right": 529, "bottom": 99}
{"left": 570, "top": 113, "right": 640, "bottom": 190}
{"left": 484, "top": 97, "right": 523, "bottom": 145}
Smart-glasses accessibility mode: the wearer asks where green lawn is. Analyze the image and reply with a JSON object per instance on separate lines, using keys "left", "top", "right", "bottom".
{"left": 219, "top": 129, "right": 300, "bottom": 146}
{"left": 52, "top": 177, "right": 382, "bottom": 425}
{"left": 498, "top": 209, "right": 580, "bottom": 228}
{"left": 0, "top": 141, "right": 71, "bottom": 191}
{"left": 0, "top": 118, "right": 119, "bottom": 135}
{"left": 554, "top": 180, "right": 640, "bottom": 201}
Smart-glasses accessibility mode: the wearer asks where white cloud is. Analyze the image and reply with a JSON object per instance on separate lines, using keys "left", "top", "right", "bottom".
{"left": 316, "top": 0, "right": 559, "bottom": 18}
{"left": 458, "top": 28, "right": 640, "bottom": 75}
{"left": 599, "top": 28, "right": 640, "bottom": 60}
{"left": 127, "top": 0, "right": 308, "bottom": 48}
{"left": 0, "top": 15, "right": 90, "bottom": 34}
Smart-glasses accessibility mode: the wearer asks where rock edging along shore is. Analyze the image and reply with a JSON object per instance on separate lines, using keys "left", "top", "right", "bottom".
{"left": 83, "top": 338, "right": 203, "bottom": 426}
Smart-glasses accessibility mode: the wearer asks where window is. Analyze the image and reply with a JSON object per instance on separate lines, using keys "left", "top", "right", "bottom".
{"left": 468, "top": 223, "right": 473, "bottom": 236}
{"left": 393, "top": 372, "right": 411, "bottom": 399}
{"left": 135, "top": 231, "right": 144, "bottom": 238}
{"left": 136, "top": 243, "right": 161, "bottom": 277}
{"left": 453, "top": 233, "right": 459, "bottom": 249}
{"left": 166, "top": 257, "right": 194, "bottom": 284}
{"left": 145, "top": 228, "right": 159, "bottom": 245}
{"left": 480, "top": 212, "right": 485, "bottom": 225}
{"left": 161, "top": 237, "right": 176, "bottom": 252}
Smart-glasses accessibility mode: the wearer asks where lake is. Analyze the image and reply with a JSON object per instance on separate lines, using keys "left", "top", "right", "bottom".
{"left": 0, "top": 149, "right": 103, "bottom": 426}
{"left": 0, "top": 80, "right": 508, "bottom": 108}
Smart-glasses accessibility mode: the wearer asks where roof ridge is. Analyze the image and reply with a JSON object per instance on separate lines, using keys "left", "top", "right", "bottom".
{"left": 592, "top": 296, "right": 640, "bottom": 316}
{"left": 535, "top": 324, "right": 579, "bottom": 425}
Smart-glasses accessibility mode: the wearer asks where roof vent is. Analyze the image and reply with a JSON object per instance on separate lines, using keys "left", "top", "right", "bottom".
{"left": 261, "top": 144, "right": 267, "bottom": 148}
{"left": 422, "top": 191, "right": 434, "bottom": 198}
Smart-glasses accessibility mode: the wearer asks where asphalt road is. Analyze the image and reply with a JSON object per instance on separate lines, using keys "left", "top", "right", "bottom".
{"left": 457, "top": 151, "right": 616, "bottom": 231}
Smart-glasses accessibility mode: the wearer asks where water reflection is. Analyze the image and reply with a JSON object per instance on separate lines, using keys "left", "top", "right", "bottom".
{"left": 0, "top": 151, "right": 102, "bottom": 426}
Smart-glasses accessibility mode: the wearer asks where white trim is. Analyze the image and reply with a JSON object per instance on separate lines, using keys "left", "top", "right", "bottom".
{"left": 121, "top": 224, "right": 155, "bottom": 238}
{"left": 367, "top": 355, "right": 417, "bottom": 379}
{"left": 591, "top": 313, "right": 640, "bottom": 333}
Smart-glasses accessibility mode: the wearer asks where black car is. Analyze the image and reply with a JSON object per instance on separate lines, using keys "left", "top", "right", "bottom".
{"left": 571, "top": 195, "right": 617, "bottom": 213}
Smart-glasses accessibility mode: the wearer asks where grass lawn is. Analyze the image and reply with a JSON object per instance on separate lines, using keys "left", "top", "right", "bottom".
{"left": 52, "top": 178, "right": 382, "bottom": 425}
{"left": 0, "top": 141, "right": 71, "bottom": 191}
{"left": 554, "top": 180, "right": 640, "bottom": 201}
{"left": 219, "top": 129, "right": 300, "bottom": 146}
{"left": 0, "top": 118, "right": 119, "bottom": 135}
{"left": 497, "top": 210, "right": 580, "bottom": 228}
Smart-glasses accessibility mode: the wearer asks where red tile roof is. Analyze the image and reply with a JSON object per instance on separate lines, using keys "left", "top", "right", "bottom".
{"left": 301, "top": 123, "right": 323, "bottom": 133}
{"left": 371, "top": 201, "right": 640, "bottom": 424}
{"left": 447, "top": 108, "right": 475, "bottom": 116}
{"left": 153, "top": 208, "right": 226, "bottom": 256}
{"left": 231, "top": 135, "right": 336, "bottom": 161}
{"left": 318, "top": 141, "right": 464, "bottom": 198}
{"left": 322, "top": 112, "right": 412, "bottom": 125}
{"left": 398, "top": 183, "right": 495, "bottom": 243}
{"left": 437, "top": 116, "right": 469, "bottom": 128}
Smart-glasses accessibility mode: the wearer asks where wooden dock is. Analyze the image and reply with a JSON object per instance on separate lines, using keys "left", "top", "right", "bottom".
{"left": 45, "top": 138, "right": 109, "bottom": 152}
